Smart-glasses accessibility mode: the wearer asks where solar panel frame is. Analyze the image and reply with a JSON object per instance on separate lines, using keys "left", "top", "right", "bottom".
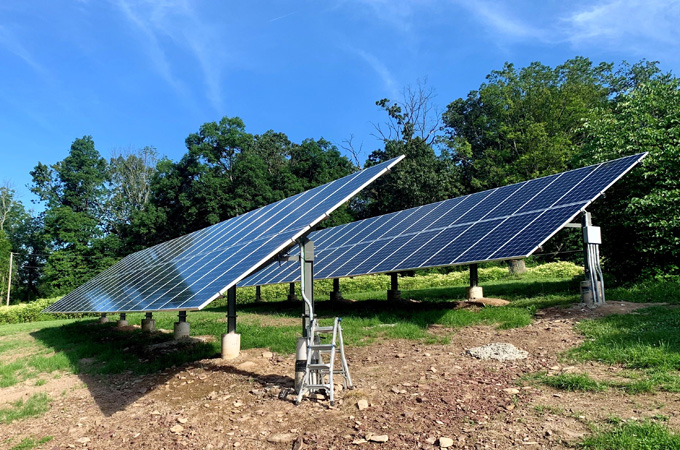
{"left": 241, "top": 153, "right": 647, "bottom": 286}
{"left": 44, "top": 155, "right": 405, "bottom": 314}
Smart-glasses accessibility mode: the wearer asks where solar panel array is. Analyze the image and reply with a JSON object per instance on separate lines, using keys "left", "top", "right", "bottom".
{"left": 242, "top": 153, "right": 646, "bottom": 286}
{"left": 44, "top": 156, "right": 405, "bottom": 313}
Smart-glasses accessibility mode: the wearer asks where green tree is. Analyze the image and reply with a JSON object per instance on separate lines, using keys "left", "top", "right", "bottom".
{"left": 443, "top": 57, "right": 613, "bottom": 191}
{"left": 29, "top": 136, "right": 115, "bottom": 295}
{"left": 579, "top": 76, "right": 680, "bottom": 281}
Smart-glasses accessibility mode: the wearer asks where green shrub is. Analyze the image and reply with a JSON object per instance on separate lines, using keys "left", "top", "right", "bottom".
{"left": 0, "top": 297, "right": 94, "bottom": 325}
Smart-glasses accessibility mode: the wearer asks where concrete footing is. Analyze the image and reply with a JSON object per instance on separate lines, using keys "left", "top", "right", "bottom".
{"left": 295, "top": 337, "right": 307, "bottom": 393}
{"left": 221, "top": 333, "right": 241, "bottom": 359}
{"left": 466, "top": 286, "right": 484, "bottom": 300}
{"left": 99, "top": 315, "right": 109, "bottom": 324}
{"left": 174, "top": 321, "right": 190, "bottom": 339}
{"left": 116, "top": 319, "right": 128, "bottom": 327}
{"left": 141, "top": 319, "right": 156, "bottom": 332}
{"left": 330, "top": 290, "right": 343, "bottom": 301}
{"left": 387, "top": 289, "right": 402, "bottom": 302}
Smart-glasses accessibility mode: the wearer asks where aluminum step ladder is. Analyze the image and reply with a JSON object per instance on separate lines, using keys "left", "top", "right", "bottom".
{"left": 296, "top": 317, "right": 353, "bottom": 406}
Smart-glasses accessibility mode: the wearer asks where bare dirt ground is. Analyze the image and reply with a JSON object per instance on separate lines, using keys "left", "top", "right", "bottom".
{"left": 2, "top": 301, "right": 677, "bottom": 450}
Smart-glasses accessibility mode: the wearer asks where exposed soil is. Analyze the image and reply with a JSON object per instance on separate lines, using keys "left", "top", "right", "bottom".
{"left": 2, "top": 301, "right": 677, "bottom": 450}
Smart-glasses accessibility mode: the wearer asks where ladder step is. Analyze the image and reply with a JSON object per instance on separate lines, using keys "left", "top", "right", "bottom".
{"left": 308, "top": 363, "right": 331, "bottom": 371}
{"left": 309, "top": 344, "right": 335, "bottom": 351}
{"left": 315, "top": 326, "right": 334, "bottom": 332}
{"left": 304, "top": 384, "right": 331, "bottom": 390}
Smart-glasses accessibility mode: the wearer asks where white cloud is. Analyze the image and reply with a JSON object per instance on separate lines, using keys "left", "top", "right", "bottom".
{"left": 351, "top": 48, "right": 399, "bottom": 98}
{"left": 564, "top": 0, "right": 680, "bottom": 51}
{"left": 0, "top": 25, "right": 46, "bottom": 74}
{"left": 113, "top": 0, "right": 227, "bottom": 113}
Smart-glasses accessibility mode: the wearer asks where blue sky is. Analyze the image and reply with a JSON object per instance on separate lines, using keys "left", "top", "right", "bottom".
{"left": 1, "top": 0, "right": 679, "bottom": 207}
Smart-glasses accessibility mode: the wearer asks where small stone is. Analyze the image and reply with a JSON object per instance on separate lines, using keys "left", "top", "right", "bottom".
{"left": 429, "top": 366, "right": 437, "bottom": 373}
{"left": 425, "top": 437, "right": 437, "bottom": 445}
{"left": 150, "top": 410, "right": 161, "bottom": 415}
{"left": 357, "top": 399, "right": 369, "bottom": 411}
{"left": 233, "top": 401, "right": 243, "bottom": 407}
{"left": 438, "top": 437, "right": 454, "bottom": 448}
{"left": 177, "top": 417, "right": 188, "bottom": 424}
{"left": 76, "top": 437, "right": 90, "bottom": 444}
{"left": 503, "top": 388, "right": 520, "bottom": 395}
{"left": 505, "top": 404, "right": 515, "bottom": 411}
{"left": 352, "top": 439, "right": 367, "bottom": 445}
{"left": 267, "top": 433, "right": 297, "bottom": 443}
{"left": 424, "top": 353, "right": 431, "bottom": 357}
{"left": 396, "top": 353, "right": 406, "bottom": 358}
{"left": 390, "top": 386, "right": 401, "bottom": 393}
{"left": 170, "top": 425, "right": 184, "bottom": 433}
{"left": 262, "top": 351, "right": 273, "bottom": 358}
{"left": 368, "top": 435, "right": 388, "bottom": 443}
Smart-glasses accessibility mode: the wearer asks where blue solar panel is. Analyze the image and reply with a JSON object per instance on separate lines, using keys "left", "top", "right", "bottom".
{"left": 44, "top": 156, "right": 405, "bottom": 313}
{"left": 241, "top": 153, "right": 646, "bottom": 286}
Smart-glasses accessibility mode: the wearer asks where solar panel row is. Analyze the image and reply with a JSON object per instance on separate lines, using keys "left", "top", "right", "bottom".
{"left": 44, "top": 156, "right": 405, "bottom": 313}
{"left": 242, "top": 153, "right": 646, "bottom": 286}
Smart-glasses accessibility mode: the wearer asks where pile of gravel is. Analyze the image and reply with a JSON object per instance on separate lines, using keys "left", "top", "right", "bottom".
{"left": 465, "top": 343, "right": 528, "bottom": 361}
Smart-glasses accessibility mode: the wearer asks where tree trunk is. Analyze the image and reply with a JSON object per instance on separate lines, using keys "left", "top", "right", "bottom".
{"left": 508, "top": 259, "right": 526, "bottom": 275}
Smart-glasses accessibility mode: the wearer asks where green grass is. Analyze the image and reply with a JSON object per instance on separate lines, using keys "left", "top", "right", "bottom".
{"left": 0, "top": 393, "right": 51, "bottom": 424}
{"left": 539, "top": 372, "right": 607, "bottom": 392}
{"left": 581, "top": 420, "right": 680, "bottom": 449}
{"left": 9, "top": 436, "right": 53, "bottom": 450}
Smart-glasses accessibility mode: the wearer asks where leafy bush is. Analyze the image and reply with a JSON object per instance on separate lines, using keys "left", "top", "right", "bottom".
{"left": 0, "top": 297, "right": 93, "bottom": 325}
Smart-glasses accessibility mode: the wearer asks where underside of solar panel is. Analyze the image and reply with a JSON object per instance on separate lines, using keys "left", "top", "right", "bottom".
{"left": 241, "top": 153, "right": 646, "bottom": 287}
{"left": 43, "top": 156, "right": 405, "bottom": 314}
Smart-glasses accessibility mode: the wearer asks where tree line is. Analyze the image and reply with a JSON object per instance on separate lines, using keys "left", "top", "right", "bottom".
{"left": 1, "top": 57, "right": 678, "bottom": 303}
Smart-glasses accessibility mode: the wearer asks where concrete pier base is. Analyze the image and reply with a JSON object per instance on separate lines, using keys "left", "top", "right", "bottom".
{"left": 330, "top": 290, "right": 343, "bottom": 301}
{"left": 174, "top": 321, "right": 190, "bottom": 339}
{"left": 116, "top": 319, "right": 128, "bottom": 327}
{"left": 466, "top": 286, "right": 484, "bottom": 300}
{"left": 99, "top": 314, "right": 109, "bottom": 324}
{"left": 141, "top": 319, "right": 156, "bottom": 332}
{"left": 221, "top": 333, "right": 241, "bottom": 359}
{"left": 387, "top": 289, "right": 402, "bottom": 302}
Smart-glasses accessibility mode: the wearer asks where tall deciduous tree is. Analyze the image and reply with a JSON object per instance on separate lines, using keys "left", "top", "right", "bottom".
{"left": 29, "top": 136, "right": 116, "bottom": 295}
{"left": 579, "top": 76, "right": 680, "bottom": 281}
{"left": 443, "top": 57, "right": 613, "bottom": 191}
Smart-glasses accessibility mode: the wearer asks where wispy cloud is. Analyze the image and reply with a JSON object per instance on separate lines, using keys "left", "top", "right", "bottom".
{"left": 351, "top": 48, "right": 399, "bottom": 98}
{"left": 0, "top": 25, "right": 47, "bottom": 75}
{"left": 564, "top": 0, "right": 680, "bottom": 52}
{"left": 459, "top": 1, "right": 548, "bottom": 41}
{"left": 113, "top": 0, "right": 227, "bottom": 113}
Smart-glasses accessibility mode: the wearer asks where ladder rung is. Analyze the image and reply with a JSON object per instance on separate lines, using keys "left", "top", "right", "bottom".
{"left": 308, "top": 363, "right": 331, "bottom": 371}
{"left": 315, "top": 326, "right": 334, "bottom": 332}
{"left": 309, "top": 344, "right": 334, "bottom": 351}
{"left": 304, "top": 384, "right": 330, "bottom": 390}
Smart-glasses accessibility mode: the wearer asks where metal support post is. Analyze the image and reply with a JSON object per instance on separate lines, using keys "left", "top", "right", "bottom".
{"left": 470, "top": 264, "right": 478, "bottom": 287}
{"left": 227, "top": 285, "right": 237, "bottom": 333}
{"left": 581, "top": 212, "right": 605, "bottom": 306}
{"left": 178, "top": 310, "right": 187, "bottom": 322}
{"left": 255, "top": 285, "right": 263, "bottom": 302}
{"left": 300, "top": 237, "right": 314, "bottom": 337}
{"left": 330, "top": 278, "right": 343, "bottom": 301}
{"left": 5, "top": 252, "right": 12, "bottom": 306}
{"left": 288, "top": 282, "right": 299, "bottom": 302}
{"left": 387, "top": 272, "right": 401, "bottom": 301}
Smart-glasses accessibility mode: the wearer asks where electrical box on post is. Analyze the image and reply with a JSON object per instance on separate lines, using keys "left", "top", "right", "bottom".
{"left": 583, "top": 226, "right": 602, "bottom": 245}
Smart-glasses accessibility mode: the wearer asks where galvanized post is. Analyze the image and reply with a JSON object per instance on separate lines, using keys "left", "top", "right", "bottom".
{"left": 470, "top": 264, "right": 479, "bottom": 287}
{"left": 255, "top": 285, "right": 263, "bottom": 302}
{"left": 300, "top": 238, "right": 314, "bottom": 337}
{"left": 227, "top": 285, "right": 237, "bottom": 333}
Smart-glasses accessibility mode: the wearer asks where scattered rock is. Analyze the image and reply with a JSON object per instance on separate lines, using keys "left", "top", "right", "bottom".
{"left": 76, "top": 437, "right": 90, "bottom": 444}
{"left": 465, "top": 343, "right": 529, "bottom": 361}
{"left": 352, "top": 439, "right": 367, "bottom": 445}
{"left": 262, "top": 351, "right": 273, "bottom": 358}
{"left": 177, "top": 417, "right": 188, "bottom": 424}
{"left": 170, "top": 425, "right": 184, "bottom": 434}
{"left": 357, "top": 399, "right": 369, "bottom": 411}
{"left": 368, "top": 435, "right": 388, "bottom": 443}
{"left": 266, "top": 433, "right": 297, "bottom": 443}
{"left": 237, "top": 361, "right": 257, "bottom": 371}
{"left": 438, "top": 437, "right": 454, "bottom": 448}
{"left": 502, "top": 388, "right": 520, "bottom": 395}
